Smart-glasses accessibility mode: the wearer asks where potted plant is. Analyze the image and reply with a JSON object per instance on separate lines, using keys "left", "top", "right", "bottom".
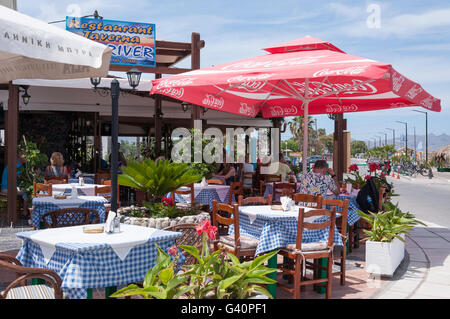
{"left": 110, "top": 219, "right": 277, "bottom": 299}
{"left": 357, "top": 205, "right": 426, "bottom": 277}
{"left": 118, "top": 159, "right": 202, "bottom": 206}
{"left": 344, "top": 164, "right": 365, "bottom": 189}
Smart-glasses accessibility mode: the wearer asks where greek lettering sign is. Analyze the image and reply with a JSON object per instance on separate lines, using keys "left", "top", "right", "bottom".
{"left": 66, "top": 16, "right": 156, "bottom": 67}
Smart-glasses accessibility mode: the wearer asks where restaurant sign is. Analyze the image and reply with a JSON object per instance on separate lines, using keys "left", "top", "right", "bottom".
{"left": 66, "top": 16, "right": 156, "bottom": 67}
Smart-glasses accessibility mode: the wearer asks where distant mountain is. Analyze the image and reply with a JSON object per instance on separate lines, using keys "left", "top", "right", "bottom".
{"left": 352, "top": 133, "right": 450, "bottom": 152}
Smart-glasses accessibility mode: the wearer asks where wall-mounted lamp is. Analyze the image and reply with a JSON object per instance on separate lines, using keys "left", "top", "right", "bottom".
{"left": 19, "top": 85, "right": 31, "bottom": 105}
{"left": 181, "top": 101, "right": 190, "bottom": 112}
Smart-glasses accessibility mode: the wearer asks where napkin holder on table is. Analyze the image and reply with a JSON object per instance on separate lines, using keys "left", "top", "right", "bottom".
{"left": 200, "top": 177, "right": 208, "bottom": 187}
{"left": 104, "top": 211, "right": 116, "bottom": 233}
{"left": 70, "top": 185, "right": 78, "bottom": 199}
{"left": 280, "top": 196, "right": 294, "bottom": 212}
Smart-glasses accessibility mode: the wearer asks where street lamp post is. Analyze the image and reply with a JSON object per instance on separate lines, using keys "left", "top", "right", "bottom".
{"left": 91, "top": 68, "right": 142, "bottom": 213}
{"left": 379, "top": 132, "right": 387, "bottom": 146}
{"left": 386, "top": 128, "right": 395, "bottom": 149}
{"left": 396, "top": 121, "right": 408, "bottom": 158}
{"left": 412, "top": 110, "right": 428, "bottom": 163}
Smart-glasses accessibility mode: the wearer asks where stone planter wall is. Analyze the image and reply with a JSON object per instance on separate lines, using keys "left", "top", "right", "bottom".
{"left": 117, "top": 205, "right": 210, "bottom": 230}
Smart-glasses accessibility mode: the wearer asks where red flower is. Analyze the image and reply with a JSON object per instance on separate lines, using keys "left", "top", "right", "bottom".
{"left": 161, "top": 197, "right": 174, "bottom": 207}
{"left": 369, "top": 163, "right": 379, "bottom": 172}
{"left": 349, "top": 164, "right": 359, "bottom": 172}
{"left": 380, "top": 172, "right": 386, "bottom": 178}
{"left": 364, "top": 175, "right": 371, "bottom": 181}
{"left": 168, "top": 245, "right": 177, "bottom": 256}
{"left": 196, "top": 219, "right": 218, "bottom": 240}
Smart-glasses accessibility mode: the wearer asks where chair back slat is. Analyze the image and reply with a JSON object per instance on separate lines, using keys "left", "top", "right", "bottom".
{"left": 228, "top": 181, "right": 243, "bottom": 204}
{"left": 207, "top": 178, "right": 225, "bottom": 185}
{"left": 33, "top": 182, "right": 52, "bottom": 197}
{"left": 44, "top": 177, "right": 68, "bottom": 184}
{"left": 172, "top": 183, "right": 195, "bottom": 206}
{"left": 296, "top": 206, "right": 336, "bottom": 249}
{"left": 322, "top": 198, "right": 349, "bottom": 237}
{"left": 238, "top": 194, "right": 272, "bottom": 206}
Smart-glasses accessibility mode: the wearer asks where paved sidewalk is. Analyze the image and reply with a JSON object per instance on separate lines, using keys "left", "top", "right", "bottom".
{"left": 1, "top": 219, "right": 449, "bottom": 299}
{"left": 374, "top": 220, "right": 450, "bottom": 299}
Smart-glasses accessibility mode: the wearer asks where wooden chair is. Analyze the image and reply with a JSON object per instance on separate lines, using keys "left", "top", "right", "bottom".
{"left": 171, "top": 183, "right": 196, "bottom": 209}
{"left": 272, "top": 182, "right": 297, "bottom": 203}
{"left": 278, "top": 206, "right": 337, "bottom": 299}
{"left": 237, "top": 194, "right": 272, "bottom": 206}
{"left": 292, "top": 193, "right": 323, "bottom": 208}
{"left": 41, "top": 208, "right": 100, "bottom": 228}
{"left": 259, "top": 174, "right": 281, "bottom": 196}
{"left": 211, "top": 200, "right": 258, "bottom": 261}
{"left": 95, "top": 185, "right": 120, "bottom": 218}
{"left": 44, "top": 177, "right": 68, "bottom": 184}
{"left": 207, "top": 178, "right": 225, "bottom": 185}
{"left": 314, "top": 198, "right": 349, "bottom": 286}
{"left": 163, "top": 223, "right": 203, "bottom": 266}
{"left": 33, "top": 182, "right": 52, "bottom": 197}
{"left": 95, "top": 171, "right": 111, "bottom": 185}
{"left": 101, "top": 180, "right": 112, "bottom": 186}
{"left": 241, "top": 171, "right": 255, "bottom": 196}
{"left": 228, "top": 181, "right": 243, "bottom": 204}
{"left": 0, "top": 253, "right": 63, "bottom": 299}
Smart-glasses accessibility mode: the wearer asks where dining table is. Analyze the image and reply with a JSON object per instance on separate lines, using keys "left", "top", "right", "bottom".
{"left": 31, "top": 196, "right": 108, "bottom": 229}
{"left": 171, "top": 183, "right": 231, "bottom": 210}
{"left": 15, "top": 224, "right": 183, "bottom": 299}
{"left": 52, "top": 183, "right": 104, "bottom": 197}
{"left": 229, "top": 204, "right": 344, "bottom": 298}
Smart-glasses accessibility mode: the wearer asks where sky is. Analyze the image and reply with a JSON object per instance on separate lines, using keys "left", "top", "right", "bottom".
{"left": 16, "top": 0, "right": 450, "bottom": 145}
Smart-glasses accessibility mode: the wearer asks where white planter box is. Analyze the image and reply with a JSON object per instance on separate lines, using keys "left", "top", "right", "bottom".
{"left": 365, "top": 234, "right": 405, "bottom": 277}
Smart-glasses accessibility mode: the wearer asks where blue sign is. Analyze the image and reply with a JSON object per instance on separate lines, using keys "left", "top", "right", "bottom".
{"left": 66, "top": 16, "right": 156, "bottom": 67}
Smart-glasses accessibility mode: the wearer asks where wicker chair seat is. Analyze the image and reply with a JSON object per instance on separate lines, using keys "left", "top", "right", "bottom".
{"left": 284, "top": 242, "right": 329, "bottom": 253}
{"left": 3, "top": 284, "right": 56, "bottom": 299}
{"left": 218, "top": 234, "right": 259, "bottom": 250}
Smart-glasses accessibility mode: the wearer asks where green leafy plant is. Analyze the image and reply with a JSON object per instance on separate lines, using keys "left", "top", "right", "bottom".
{"left": 110, "top": 220, "right": 277, "bottom": 299}
{"left": 118, "top": 159, "right": 202, "bottom": 205}
{"left": 357, "top": 204, "right": 426, "bottom": 243}
{"left": 17, "top": 136, "right": 48, "bottom": 201}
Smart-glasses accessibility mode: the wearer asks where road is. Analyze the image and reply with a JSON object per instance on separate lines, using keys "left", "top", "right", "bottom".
{"left": 348, "top": 158, "right": 450, "bottom": 228}
{"left": 387, "top": 176, "right": 450, "bottom": 228}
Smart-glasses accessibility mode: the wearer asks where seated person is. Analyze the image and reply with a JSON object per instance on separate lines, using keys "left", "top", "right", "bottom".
{"left": 44, "top": 152, "right": 69, "bottom": 178}
{"left": 265, "top": 153, "right": 293, "bottom": 181}
{"left": 210, "top": 162, "right": 236, "bottom": 185}
{"left": 297, "top": 159, "right": 340, "bottom": 197}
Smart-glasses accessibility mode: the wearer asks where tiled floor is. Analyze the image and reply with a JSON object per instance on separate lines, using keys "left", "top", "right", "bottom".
{"left": 1, "top": 240, "right": 390, "bottom": 299}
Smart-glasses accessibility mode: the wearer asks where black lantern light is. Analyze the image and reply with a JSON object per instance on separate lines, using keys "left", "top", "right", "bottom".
{"left": 90, "top": 77, "right": 101, "bottom": 90}
{"left": 19, "top": 85, "right": 31, "bottom": 105}
{"left": 181, "top": 101, "right": 190, "bottom": 112}
{"left": 126, "top": 68, "right": 142, "bottom": 90}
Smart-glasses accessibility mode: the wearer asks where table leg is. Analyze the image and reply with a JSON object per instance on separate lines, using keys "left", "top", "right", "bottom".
{"left": 267, "top": 252, "right": 278, "bottom": 299}
{"left": 346, "top": 224, "right": 349, "bottom": 256}
{"left": 355, "top": 221, "right": 360, "bottom": 248}
{"left": 32, "top": 278, "right": 45, "bottom": 285}
{"left": 105, "top": 286, "right": 117, "bottom": 299}
{"left": 315, "top": 257, "right": 327, "bottom": 294}
{"left": 87, "top": 288, "right": 93, "bottom": 299}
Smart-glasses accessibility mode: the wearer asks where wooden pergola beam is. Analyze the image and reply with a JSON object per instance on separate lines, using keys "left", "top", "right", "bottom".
{"left": 7, "top": 83, "right": 18, "bottom": 225}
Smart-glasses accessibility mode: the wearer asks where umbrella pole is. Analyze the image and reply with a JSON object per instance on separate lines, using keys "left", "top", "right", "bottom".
{"left": 110, "top": 79, "right": 119, "bottom": 213}
{"left": 302, "top": 101, "right": 309, "bottom": 173}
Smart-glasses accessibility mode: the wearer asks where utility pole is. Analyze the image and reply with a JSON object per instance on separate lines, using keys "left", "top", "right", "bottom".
{"left": 396, "top": 121, "right": 408, "bottom": 158}
{"left": 386, "top": 128, "right": 395, "bottom": 149}
{"left": 412, "top": 110, "right": 428, "bottom": 163}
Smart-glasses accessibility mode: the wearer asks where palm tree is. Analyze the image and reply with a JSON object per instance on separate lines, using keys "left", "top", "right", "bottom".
{"left": 287, "top": 116, "right": 315, "bottom": 156}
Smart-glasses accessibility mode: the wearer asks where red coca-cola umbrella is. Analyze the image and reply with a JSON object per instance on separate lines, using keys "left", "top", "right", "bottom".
{"left": 150, "top": 36, "right": 441, "bottom": 172}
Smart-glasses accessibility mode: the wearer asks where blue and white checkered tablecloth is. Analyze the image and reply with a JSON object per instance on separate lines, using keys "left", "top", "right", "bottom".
{"left": 15, "top": 226, "right": 182, "bottom": 299}
{"left": 229, "top": 206, "right": 343, "bottom": 256}
{"left": 170, "top": 186, "right": 230, "bottom": 211}
{"left": 31, "top": 196, "right": 108, "bottom": 229}
{"left": 325, "top": 193, "right": 361, "bottom": 226}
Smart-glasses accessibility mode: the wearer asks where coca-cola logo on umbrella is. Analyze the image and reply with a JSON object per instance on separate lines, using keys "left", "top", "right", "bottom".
{"left": 160, "top": 87, "right": 184, "bottom": 99}
{"left": 239, "top": 103, "right": 257, "bottom": 117}
{"left": 202, "top": 94, "right": 224, "bottom": 109}
{"left": 290, "top": 79, "right": 377, "bottom": 96}
{"left": 221, "top": 55, "right": 328, "bottom": 71}
{"left": 156, "top": 77, "right": 196, "bottom": 89}
{"left": 325, "top": 103, "right": 359, "bottom": 113}
{"left": 269, "top": 104, "right": 298, "bottom": 116}
{"left": 312, "top": 66, "right": 369, "bottom": 77}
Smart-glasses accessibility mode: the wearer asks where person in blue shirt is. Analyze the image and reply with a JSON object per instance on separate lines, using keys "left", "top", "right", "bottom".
{"left": 1, "top": 154, "right": 29, "bottom": 218}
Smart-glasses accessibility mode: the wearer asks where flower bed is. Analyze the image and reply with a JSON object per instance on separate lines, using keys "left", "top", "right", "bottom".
{"left": 118, "top": 205, "right": 210, "bottom": 229}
